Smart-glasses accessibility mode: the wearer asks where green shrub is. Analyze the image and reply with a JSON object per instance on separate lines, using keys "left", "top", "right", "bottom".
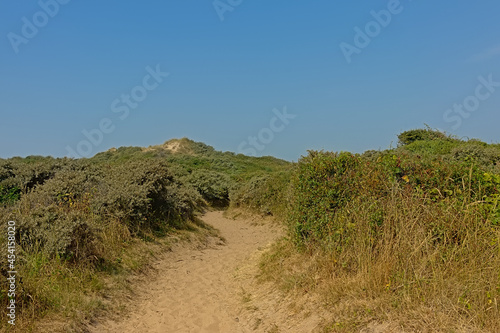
{"left": 400, "top": 138, "right": 459, "bottom": 156}
{"left": 397, "top": 128, "right": 449, "bottom": 146}
{"left": 273, "top": 144, "right": 500, "bottom": 331}
{"left": 0, "top": 157, "right": 64, "bottom": 192}
{"left": 231, "top": 174, "right": 270, "bottom": 211}
{"left": 94, "top": 160, "right": 202, "bottom": 230}
{"left": 230, "top": 170, "right": 291, "bottom": 217}
{"left": 6, "top": 159, "right": 205, "bottom": 264}
{"left": 0, "top": 185, "right": 20, "bottom": 204}
{"left": 289, "top": 151, "right": 366, "bottom": 245}
{"left": 289, "top": 149, "right": 500, "bottom": 248}
{"left": 451, "top": 142, "right": 500, "bottom": 169}
{"left": 15, "top": 204, "right": 100, "bottom": 262}
{"left": 184, "top": 170, "right": 232, "bottom": 207}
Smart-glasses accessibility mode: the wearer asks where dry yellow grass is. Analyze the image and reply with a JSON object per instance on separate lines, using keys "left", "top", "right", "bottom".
{"left": 260, "top": 192, "right": 500, "bottom": 332}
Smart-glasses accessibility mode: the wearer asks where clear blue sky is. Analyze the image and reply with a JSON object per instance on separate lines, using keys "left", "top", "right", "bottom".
{"left": 1, "top": 0, "right": 499, "bottom": 161}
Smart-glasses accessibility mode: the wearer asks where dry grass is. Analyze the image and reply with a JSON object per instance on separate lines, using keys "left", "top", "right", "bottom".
{"left": 0, "top": 215, "right": 218, "bottom": 333}
{"left": 260, "top": 191, "right": 500, "bottom": 332}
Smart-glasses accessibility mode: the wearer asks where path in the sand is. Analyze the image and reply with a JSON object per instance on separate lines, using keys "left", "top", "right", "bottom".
{"left": 90, "top": 211, "right": 325, "bottom": 333}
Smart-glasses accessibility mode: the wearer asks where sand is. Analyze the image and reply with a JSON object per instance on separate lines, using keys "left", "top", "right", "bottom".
{"left": 89, "top": 211, "right": 325, "bottom": 333}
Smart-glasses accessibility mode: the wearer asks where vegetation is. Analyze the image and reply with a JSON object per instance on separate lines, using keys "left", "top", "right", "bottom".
{"left": 257, "top": 129, "right": 500, "bottom": 332}
{"left": 0, "top": 139, "right": 289, "bottom": 332}
{"left": 2, "top": 130, "right": 500, "bottom": 332}
{"left": 396, "top": 126, "right": 449, "bottom": 146}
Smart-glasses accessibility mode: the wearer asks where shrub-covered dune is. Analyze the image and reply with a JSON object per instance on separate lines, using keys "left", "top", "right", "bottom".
{"left": 0, "top": 139, "right": 290, "bottom": 332}
{"left": 1, "top": 130, "right": 499, "bottom": 332}
{"left": 256, "top": 129, "right": 500, "bottom": 332}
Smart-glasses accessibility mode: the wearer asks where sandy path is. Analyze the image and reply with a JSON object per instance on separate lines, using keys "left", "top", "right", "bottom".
{"left": 89, "top": 211, "right": 299, "bottom": 333}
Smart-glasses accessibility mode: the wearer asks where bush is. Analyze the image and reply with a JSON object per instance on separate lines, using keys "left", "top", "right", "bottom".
{"left": 230, "top": 170, "right": 291, "bottom": 217}
{"left": 184, "top": 170, "right": 232, "bottom": 207}
{"left": 231, "top": 174, "right": 270, "bottom": 211}
{"left": 289, "top": 150, "right": 500, "bottom": 247}
{"left": 0, "top": 185, "right": 20, "bottom": 204}
{"left": 289, "top": 151, "right": 366, "bottom": 245}
{"left": 94, "top": 160, "right": 202, "bottom": 230}
{"left": 15, "top": 204, "right": 100, "bottom": 262}
{"left": 451, "top": 142, "right": 500, "bottom": 170}
{"left": 0, "top": 157, "right": 64, "bottom": 192}
{"left": 5, "top": 159, "right": 205, "bottom": 264}
{"left": 274, "top": 147, "right": 500, "bottom": 331}
{"left": 397, "top": 128, "right": 449, "bottom": 146}
{"left": 399, "top": 138, "right": 459, "bottom": 156}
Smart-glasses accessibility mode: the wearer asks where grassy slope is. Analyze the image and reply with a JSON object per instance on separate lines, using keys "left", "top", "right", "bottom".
{"left": 258, "top": 129, "right": 500, "bottom": 332}
{"left": 2, "top": 130, "right": 500, "bottom": 332}
{"left": 0, "top": 138, "right": 290, "bottom": 332}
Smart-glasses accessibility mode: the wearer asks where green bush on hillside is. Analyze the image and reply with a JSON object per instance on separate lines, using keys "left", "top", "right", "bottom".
{"left": 94, "top": 160, "right": 202, "bottom": 229}
{"left": 230, "top": 171, "right": 291, "bottom": 217}
{"left": 397, "top": 128, "right": 449, "bottom": 146}
{"left": 289, "top": 151, "right": 368, "bottom": 245}
{"left": 289, "top": 149, "right": 500, "bottom": 248}
{"left": 0, "top": 185, "right": 20, "bottom": 204}
{"left": 270, "top": 144, "right": 500, "bottom": 330}
{"left": 15, "top": 204, "right": 100, "bottom": 262}
{"left": 3, "top": 159, "right": 205, "bottom": 263}
{"left": 0, "top": 157, "right": 64, "bottom": 192}
{"left": 184, "top": 169, "right": 232, "bottom": 207}
{"left": 451, "top": 142, "right": 500, "bottom": 168}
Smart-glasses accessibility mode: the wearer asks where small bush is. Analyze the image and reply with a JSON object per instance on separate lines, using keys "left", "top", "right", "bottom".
{"left": 230, "top": 169, "right": 292, "bottom": 218}
{"left": 0, "top": 185, "right": 20, "bottom": 204}
{"left": 15, "top": 204, "right": 100, "bottom": 262}
{"left": 451, "top": 142, "right": 500, "bottom": 169}
{"left": 94, "top": 160, "right": 202, "bottom": 230}
{"left": 289, "top": 151, "right": 365, "bottom": 244}
{"left": 184, "top": 170, "right": 232, "bottom": 207}
{"left": 397, "top": 128, "right": 449, "bottom": 146}
{"left": 0, "top": 157, "right": 64, "bottom": 192}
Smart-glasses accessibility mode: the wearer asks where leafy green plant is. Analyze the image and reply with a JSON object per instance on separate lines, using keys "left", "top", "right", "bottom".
{"left": 289, "top": 151, "right": 366, "bottom": 245}
{"left": 230, "top": 170, "right": 291, "bottom": 217}
{"left": 0, "top": 185, "right": 20, "bottom": 204}
{"left": 185, "top": 170, "right": 232, "bottom": 207}
{"left": 397, "top": 127, "right": 450, "bottom": 146}
{"left": 482, "top": 172, "right": 500, "bottom": 225}
{"left": 259, "top": 130, "right": 500, "bottom": 332}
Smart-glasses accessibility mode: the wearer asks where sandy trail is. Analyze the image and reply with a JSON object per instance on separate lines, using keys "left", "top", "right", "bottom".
{"left": 90, "top": 211, "right": 323, "bottom": 333}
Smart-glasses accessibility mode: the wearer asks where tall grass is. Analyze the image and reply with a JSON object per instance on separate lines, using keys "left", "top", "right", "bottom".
{"left": 257, "top": 136, "right": 500, "bottom": 332}
{"left": 0, "top": 157, "right": 208, "bottom": 331}
{"left": 0, "top": 139, "right": 291, "bottom": 332}
{"left": 2, "top": 131, "right": 499, "bottom": 331}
